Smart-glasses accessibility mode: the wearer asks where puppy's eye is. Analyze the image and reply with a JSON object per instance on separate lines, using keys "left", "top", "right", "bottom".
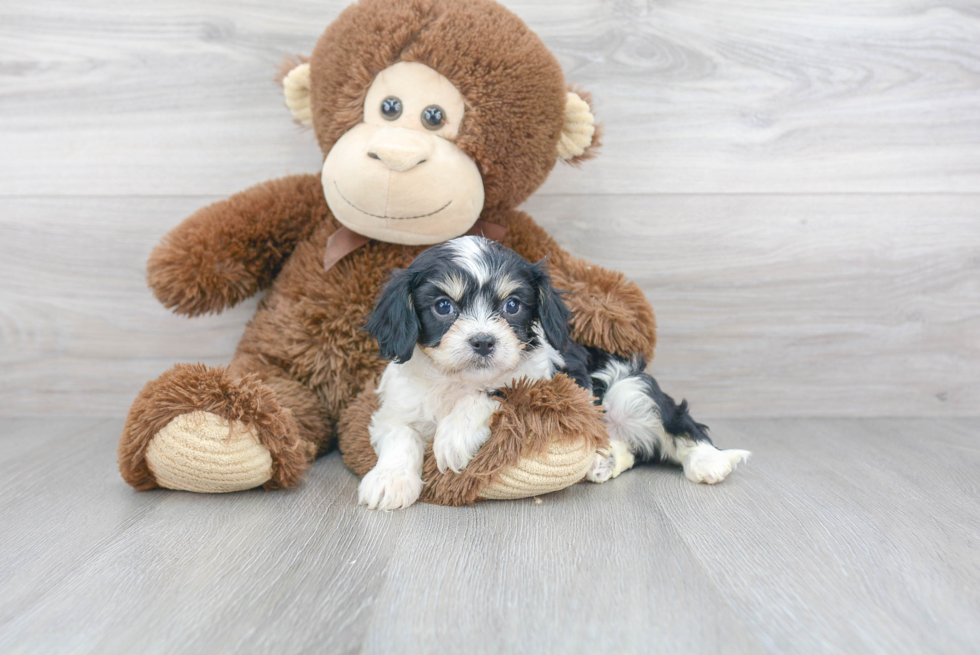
{"left": 381, "top": 97, "right": 403, "bottom": 120}
{"left": 503, "top": 298, "right": 522, "bottom": 315}
{"left": 434, "top": 299, "right": 455, "bottom": 316}
{"left": 421, "top": 105, "right": 445, "bottom": 130}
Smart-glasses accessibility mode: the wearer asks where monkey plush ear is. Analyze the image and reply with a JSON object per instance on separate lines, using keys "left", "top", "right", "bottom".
{"left": 282, "top": 61, "right": 313, "bottom": 127}
{"left": 557, "top": 89, "right": 600, "bottom": 164}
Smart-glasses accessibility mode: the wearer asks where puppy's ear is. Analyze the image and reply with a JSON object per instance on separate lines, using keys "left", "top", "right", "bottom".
{"left": 365, "top": 269, "right": 419, "bottom": 363}
{"left": 533, "top": 261, "right": 572, "bottom": 351}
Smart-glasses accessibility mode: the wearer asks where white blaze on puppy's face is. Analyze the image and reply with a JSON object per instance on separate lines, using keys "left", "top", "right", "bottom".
{"left": 447, "top": 235, "right": 493, "bottom": 285}
{"left": 322, "top": 62, "right": 485, "bottom": 246}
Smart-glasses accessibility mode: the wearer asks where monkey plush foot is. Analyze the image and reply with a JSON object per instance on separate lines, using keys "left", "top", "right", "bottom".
{"left": 145, "top": 412, "right": 273, "bottom": 493}
{"left": 118, "top": 363, "right": 315, "bottom": 492}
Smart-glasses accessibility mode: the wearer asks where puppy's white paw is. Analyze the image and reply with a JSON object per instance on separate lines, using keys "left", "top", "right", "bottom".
{"left": 585, "top": 439, "right": 636, "bottom": 484}
{"left": 358, "top": 466, "right": 423, "bottom": 510}
{"left": 585, "top": 451, "right": 614, "bottom": 483}
{"left": 683, "top": 445, "right": 751, "bottom": 485}
{"left": 434, "top": 424, "right": 490, "bottom": 474}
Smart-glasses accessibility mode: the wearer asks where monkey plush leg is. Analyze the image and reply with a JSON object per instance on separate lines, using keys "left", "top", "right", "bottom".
{"left": 118, "top": 355, "right": 329, "bottom": 492}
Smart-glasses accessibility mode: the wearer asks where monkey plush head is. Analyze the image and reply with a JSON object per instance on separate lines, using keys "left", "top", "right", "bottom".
{"left": 281, "top": 0, "right": 598, "bottom": 245}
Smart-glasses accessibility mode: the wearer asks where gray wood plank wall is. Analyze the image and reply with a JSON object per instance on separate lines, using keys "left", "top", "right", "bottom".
{"left": 2, "top": 0, "right": 978, "bottom": 417}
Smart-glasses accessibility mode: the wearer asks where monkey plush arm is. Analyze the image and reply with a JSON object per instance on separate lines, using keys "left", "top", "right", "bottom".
{"left": 147, "top": 174, "right": 329, "bottom": 316}
{"left": 547, "top": 251, "right": 657, "bottom": 361}
{"left": 499, "top": 210, "right": 657, "bottom": 361}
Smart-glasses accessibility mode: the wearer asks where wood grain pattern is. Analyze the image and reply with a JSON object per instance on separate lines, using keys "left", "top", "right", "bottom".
{"left": 2, "top": 194, "right": 976, "bottom": 417}
{"left": 1, "top": 417, "right": 978, "bottom": 654}
{"left": 527, "top": 193, "right": 980, "bottom": 417}
{"left": 655, "top": 419, "right": 980, "bottom": 654}
{"left": 1, "top": 0, "right": 979, "bottom": 196}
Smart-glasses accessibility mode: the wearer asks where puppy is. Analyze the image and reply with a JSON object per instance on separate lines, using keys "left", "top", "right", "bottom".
{"left": 361, "top": 236, "right": 749, "bottom": 510}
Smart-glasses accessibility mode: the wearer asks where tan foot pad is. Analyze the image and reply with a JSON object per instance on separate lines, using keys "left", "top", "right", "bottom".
{"left": 145, "top": 411, "right": 273, "bottom": 493}
{"left": 478, "top": 436, "right": 595, "bottom": 501}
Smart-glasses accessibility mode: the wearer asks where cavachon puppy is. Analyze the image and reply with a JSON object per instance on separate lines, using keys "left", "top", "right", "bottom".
{"left": 362, "top": 236, "right": 750, "bottom": 510}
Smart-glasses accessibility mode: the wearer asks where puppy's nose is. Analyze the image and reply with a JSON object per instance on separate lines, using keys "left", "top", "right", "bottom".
{"left": 366, "top": 126, "right": 434, "bottom": 172}
{"left": 469, "top": 334, "right": 496, "bottom": 357}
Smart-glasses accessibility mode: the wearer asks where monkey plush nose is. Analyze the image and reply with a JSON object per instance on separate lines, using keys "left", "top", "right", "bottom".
{"left": 366, "top": 126, "right": 435, "bottom": 172}
{"left": 469, "top": 334, "right": 496, "bottom": 357}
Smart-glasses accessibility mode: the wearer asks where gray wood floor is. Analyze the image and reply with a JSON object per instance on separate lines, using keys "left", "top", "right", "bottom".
{"left": 1, "top": 417, "right": 978, "bottom": 655}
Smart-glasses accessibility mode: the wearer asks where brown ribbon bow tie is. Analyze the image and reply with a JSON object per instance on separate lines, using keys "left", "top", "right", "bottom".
{"left": 323, "top": 220, "right": 509, "bottom": 272}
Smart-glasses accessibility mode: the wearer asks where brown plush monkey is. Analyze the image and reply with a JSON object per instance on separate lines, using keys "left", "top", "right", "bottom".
{"left": 117, "top": 0, "right": 657, "bottom": 506}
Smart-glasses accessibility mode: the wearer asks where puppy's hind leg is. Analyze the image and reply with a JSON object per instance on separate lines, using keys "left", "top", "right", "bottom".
{"left": 585, "top": 438, "right": 635, "bottom": 483}
{"left": 596, "top": 359, "right": 750, "bottom": 484}
{"left": 662, "top": 406, "right": 750, "bottom": 485}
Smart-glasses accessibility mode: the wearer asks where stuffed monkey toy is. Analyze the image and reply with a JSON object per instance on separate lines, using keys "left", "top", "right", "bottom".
{"left": 117, "top": 0, "right": 660, "bottom": 505}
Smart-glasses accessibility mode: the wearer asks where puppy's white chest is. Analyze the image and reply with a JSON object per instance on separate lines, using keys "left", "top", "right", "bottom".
{"left": 416, "top": 382, "right": 483, "bottom": 429}
{"left": 409, "top": 418, "right": 438, "bottom": 439}
{"left": 374, "top": 342, "right": 564, "bottom": 446}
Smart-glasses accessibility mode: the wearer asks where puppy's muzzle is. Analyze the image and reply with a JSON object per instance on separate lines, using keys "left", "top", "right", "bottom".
{"left": 469, "top": 333, "right": 496, "bottom": 357}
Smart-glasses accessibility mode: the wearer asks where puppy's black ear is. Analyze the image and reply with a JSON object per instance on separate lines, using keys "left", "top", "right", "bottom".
{"left": 533, "top": 260, "right": 572, "bottom": 351}
{"left": 365, "top": 269, "right": 419, "bottom": 363}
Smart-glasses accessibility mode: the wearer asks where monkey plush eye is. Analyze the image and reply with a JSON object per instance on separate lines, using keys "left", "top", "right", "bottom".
{"left": 380, "top": 97, "right": 403, "bottom": 120}
{"left": 434, "top": 299, "right": 455, "bottom": 316}
{"left": 421, "top": 105, "right": 446, "bottom": 130}
{"left": 503, "top": 298, "right": 522, "bottom": 315}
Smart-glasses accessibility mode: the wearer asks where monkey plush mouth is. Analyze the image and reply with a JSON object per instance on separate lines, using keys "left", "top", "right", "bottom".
{"left": 334, "top": 181, "right": 452, "bottom": 221}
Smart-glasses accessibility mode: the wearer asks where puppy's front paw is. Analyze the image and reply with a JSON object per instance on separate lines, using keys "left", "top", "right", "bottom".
{"left": 358, "top": 466, "right": 423, "bottom": 510}
{"left": 683, "top": 446, "right": 751, "bottom": 485}
{"left": 434, "top": 424, "right": 490, "bottom": 474}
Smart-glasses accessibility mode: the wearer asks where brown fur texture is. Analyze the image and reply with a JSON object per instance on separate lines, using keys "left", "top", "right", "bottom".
{"left": 549, "top": 258, "right": 657, "bottom": 361}
{"left": 147, "top": 174, "right": 327, "bottom": 316}
{"left": 489, "top": 207, "right": 656, "bottom": 360}
{"left": 338, "top": 375, "right": 607, "bottom": 506}
{"left": 419, "top": 375, "right": 608, "bottom": 505}
{"left": 118, "top": 363, "right": 313, "bottom": 490}
{"left": 118, "top": 0, "right": 658, "bottom": 502}
{"left": 276, "top": 54, "right": 308, "bottom": 87}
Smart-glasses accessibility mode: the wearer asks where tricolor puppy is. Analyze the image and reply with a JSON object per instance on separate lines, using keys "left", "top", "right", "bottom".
{"left": 362, "top": 236, "right": 749, "bottom": 510}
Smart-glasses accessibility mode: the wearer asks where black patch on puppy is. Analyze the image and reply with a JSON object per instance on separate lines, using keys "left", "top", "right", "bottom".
{"left": 635, "top": 371, "right": 712, "bottom": 460}
{"left": 412, "top": 275, "right": 464, "bottom": 350}
{"left": 530, "top": 261, "right": 571, "bottom": 351}
{"left": 365, "top": 268, "right": 419, "bottom": 363}
{"left": 583, "top": 346, "right": 627, "bottom": 400}
{"left": 557, "top": 340, "right": 594, "bottom": 393}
